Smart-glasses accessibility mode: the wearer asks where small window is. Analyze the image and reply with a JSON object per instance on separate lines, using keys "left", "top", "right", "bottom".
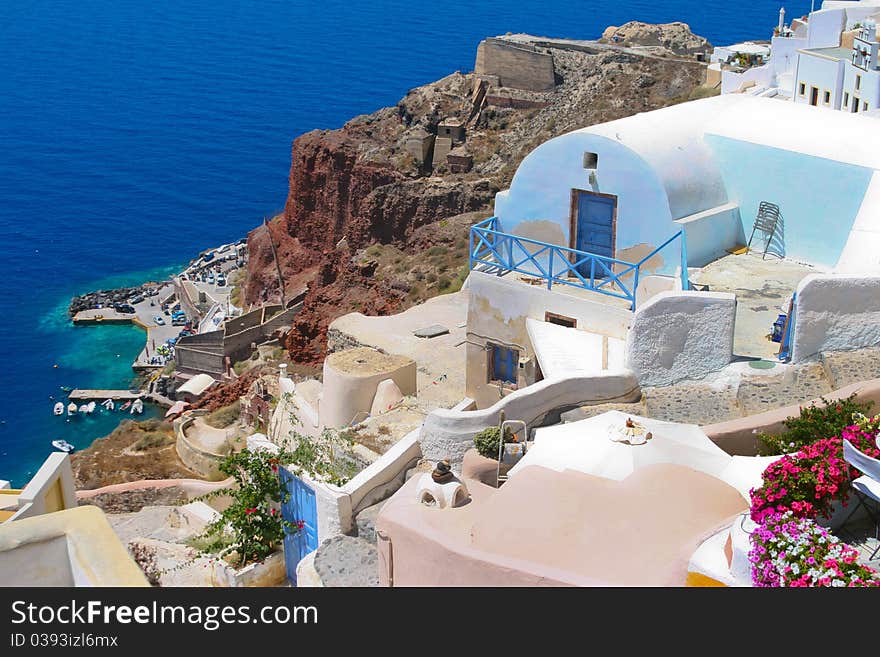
{"left": 545, "top": 311, "right": 577, "bottom": 328}
{"left": 823, "top": 90, "right": 831, "bottom": 105}
{"left": 856, "top": 75, "right": 861, "bottom": 90}
{"left": 488, "top": 343, "right": 519, "bottom": 386}
{"left": 798, "top": 82, "right": 806, "bottom": 96}
{"left": 844, "top": 92, "right": 850, "bottom": 107}
{"left": 864, "top": 101, "right": 869, "bottom": 111}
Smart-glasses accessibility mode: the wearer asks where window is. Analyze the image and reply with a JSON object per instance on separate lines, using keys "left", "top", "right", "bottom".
{"left": 823, "top": 90, "right": 831, "bottom": 105}
{"left": 798, "top": 82, "right": 806, "bottom": 96}
{"left": 545, "top": 312, "right": 577, "bottom": 328}
{"left": 856, "top": 75, "right": 861, "bottom": 90}
{"left": 864, "top": 100, "right": 869, "bottom": 111}
{"left": 488, "top": 343, "right": 519, "bottom": 386}
{"left": 844, "top": 92, "right": 850, "bottom": 107}
{"left": 810, "top": 86, "right": 819, "bottom": 106}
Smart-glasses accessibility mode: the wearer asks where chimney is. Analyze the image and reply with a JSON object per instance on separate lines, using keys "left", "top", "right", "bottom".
{"left": 778, "top": 7, "right": 786, "bottom": 34}
{"left": 279, "top": 363, "right": 288, "bottom": 380}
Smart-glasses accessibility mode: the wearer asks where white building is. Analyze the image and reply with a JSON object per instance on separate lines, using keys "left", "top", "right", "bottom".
{"left": 718, "top": 1, "right": 880, "bottom": 107}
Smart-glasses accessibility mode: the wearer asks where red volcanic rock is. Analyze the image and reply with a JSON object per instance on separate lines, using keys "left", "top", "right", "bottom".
{"left": 244, "top": 120, "right": 496, "bottom": 365}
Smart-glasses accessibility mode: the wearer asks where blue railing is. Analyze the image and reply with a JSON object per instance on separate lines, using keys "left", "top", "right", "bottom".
{"left": 469, "top": 217, "right": 689, "bottom": 311}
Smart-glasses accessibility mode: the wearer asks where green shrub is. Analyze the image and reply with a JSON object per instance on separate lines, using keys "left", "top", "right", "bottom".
{"left": 427, "top": 245, "right": 447, "bottom": 257}
{"left": 757, "top": 394, "right": 874, "bottom": 455}
{"left": 204, "top": 400, "right": 241, "bottom": 429}
{"left": 132, "top": 431, "right": 175, "bottom": 451}
{"left": 473, "top": 426, "right": 512, "bottom": 460}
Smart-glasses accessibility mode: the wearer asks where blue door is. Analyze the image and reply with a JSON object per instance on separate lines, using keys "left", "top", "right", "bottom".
{"left": 574, "top": 191, "right": 616, "bottom": 276}
{"left": 280, "top": 467, "right": 319, "bottom": 586}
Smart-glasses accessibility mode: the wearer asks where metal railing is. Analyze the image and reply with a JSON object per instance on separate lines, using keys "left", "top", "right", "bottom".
{"left": 469, "top": 217, "right": 689, "bottom": 311}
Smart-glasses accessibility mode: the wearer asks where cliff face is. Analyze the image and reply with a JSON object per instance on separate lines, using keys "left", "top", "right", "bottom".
{"left": 244, "top": 25, "right": 714, "bottom": 365}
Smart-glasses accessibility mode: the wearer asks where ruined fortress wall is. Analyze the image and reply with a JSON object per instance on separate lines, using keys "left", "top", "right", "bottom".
{"left": 475, "top": 38, "right": 555, "bottom": 92}
{"left": 222, "top": 304, "right": 301, "bottom": 363}
{"left": 175, "top": 347, "right": 226, "bottom": 377}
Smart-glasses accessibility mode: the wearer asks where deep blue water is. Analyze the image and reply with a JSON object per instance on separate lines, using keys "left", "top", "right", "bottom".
{"left": 0, "top": 0, "right": 810, "bottom": 486}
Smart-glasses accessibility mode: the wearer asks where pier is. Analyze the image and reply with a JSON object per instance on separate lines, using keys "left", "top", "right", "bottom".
{"left": 68, "top": 389, "right": 143, "bottom": 401}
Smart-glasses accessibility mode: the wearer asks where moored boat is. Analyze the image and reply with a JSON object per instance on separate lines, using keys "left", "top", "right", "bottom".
{"left": 119, "top": 400, "right": 132, "bottom": 411}
{"left": 53, "top": 402, "right": 64, "bottom": 415}
{"left": 86, "top": 401, "right": 96, "bottom": 414}
{"left": 51, "top": 439, "right": 75, "bottom": 453}
{"left": 101, "top": 398, "right": 115, "bottom": 411}
{"left": 67, "top": 402, "right": 78, "bottom": 416}
{"left": 130, "top": 398, "right": 144, "bottom": 415}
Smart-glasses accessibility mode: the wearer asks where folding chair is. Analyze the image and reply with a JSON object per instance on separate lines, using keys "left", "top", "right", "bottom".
{"left": 747, "top": 201, "right": 782, "bottom": 260}
{"left": 841, "top": 439, "right": 880, "bottom": 560}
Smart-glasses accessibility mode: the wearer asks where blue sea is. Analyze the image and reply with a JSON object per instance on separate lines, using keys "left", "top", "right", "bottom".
{"left": 0, "top": 0, "right": 810, "bottom": 486}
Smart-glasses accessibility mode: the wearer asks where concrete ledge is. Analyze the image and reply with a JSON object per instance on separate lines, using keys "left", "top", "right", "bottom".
{"left": 175, "top": 416, "right": 229, "bottom": 480}
{"left": 0, "top": 506, "right": 149, "bottom": 586}
{"left": 702, "top": 377, "right": 880, "bottom": 455}
{"left": 421, "top": 372, "right": 641, "bottom": 468}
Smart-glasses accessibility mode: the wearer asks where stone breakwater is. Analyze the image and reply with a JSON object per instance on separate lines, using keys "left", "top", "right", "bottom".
{"left": 69, "top": 283, "right": 163, "bottom": 316}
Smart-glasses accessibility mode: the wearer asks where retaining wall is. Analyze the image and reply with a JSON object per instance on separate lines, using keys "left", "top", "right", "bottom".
{"left": 791, "top": 274, "right": 880, "bottom": 363}
{"left": 626, "top": 290, "right": 736, "bottom": 387}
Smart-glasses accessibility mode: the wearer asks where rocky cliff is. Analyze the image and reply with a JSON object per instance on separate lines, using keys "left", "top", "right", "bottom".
{"left": 244, "top": 24, "right": 714, "bottom": 365}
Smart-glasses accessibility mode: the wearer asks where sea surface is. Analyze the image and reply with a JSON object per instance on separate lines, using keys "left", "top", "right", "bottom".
{"left": 0, "top": 0, "right": 810, "bottom": 486}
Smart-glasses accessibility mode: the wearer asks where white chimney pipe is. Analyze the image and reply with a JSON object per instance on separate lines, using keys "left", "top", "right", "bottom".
{"left": 778, "top": 7, "right": 786, "bottom": 33}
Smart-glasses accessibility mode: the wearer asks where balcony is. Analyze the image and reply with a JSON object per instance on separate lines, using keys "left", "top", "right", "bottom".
{"left": 469, "top": 217, "right": 689, "bottom": 310}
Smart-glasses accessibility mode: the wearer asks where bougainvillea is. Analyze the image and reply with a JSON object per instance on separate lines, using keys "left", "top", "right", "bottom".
{"left": 749, "top": 511, "right": 879, "bottom": 587}
{"left": 750, "top": 421, "right": 880, "bottom": 523}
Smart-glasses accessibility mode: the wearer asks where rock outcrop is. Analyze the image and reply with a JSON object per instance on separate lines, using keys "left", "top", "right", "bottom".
{"left": 600, "top": 21, "right": 712, "bottom": 56}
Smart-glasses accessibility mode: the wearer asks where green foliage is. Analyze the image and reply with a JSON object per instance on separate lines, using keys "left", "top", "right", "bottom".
{"left": 757, "top": 394, "right": 874, "bottom": 455}
{"left": 281, "top": 429, "right": 359, "bottom": 487}
{"left": 233, "top": 360, "right": 249, "bottom": 376}
{"left": 196, "top": 447, "right": 298, "bottom": 566}
{"left": 276, "top": 395, "right": 360, "bottom": 486}
{"left": 473, "top": 426, "right": 512, "bottom": 460}
{"left": 132, "top": 429, "right": 175, "bottom": 451}
{"left": 204, "top": 399, "right": 241, "bottom": 429}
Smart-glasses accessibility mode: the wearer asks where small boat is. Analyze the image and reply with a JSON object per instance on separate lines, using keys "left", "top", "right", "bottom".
{"left": 53, "top": 402, "right": 64, "bottom": 416}
{"left": 51, "top": 439, "right": 75, "bottom": 453}
{"left": 86, "top": 401, "right": 96, "bottom": 414}
{"left": 78, "top": 404, "right": 89, "bottom": 414}
{"left": 119, "top": 400, "right": 132, "bottom": 411}
{"left": 130, "top": 398, "right": 144, "bottom": 415}
{"left": 67, "top": 402, "right": 78, "bottom": 416}
{"left": 101, "top": 398, "right": 115, "bottom": 411}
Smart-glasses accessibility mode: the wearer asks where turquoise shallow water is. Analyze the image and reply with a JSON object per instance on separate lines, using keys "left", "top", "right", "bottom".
{"left": 0, "top": 0, "right": 811, "bottom": 486}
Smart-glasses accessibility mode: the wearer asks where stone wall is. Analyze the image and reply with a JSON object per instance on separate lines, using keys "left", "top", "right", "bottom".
{"left": 626, "top": 291, "right": 736, "bottom": 387}
{"left": 175, "top": 331, "right": 226, "bottom": 376}
{"left": 223, "top": 304, "right": 300, "bottom": 363}
{"left": 791, "top": 274, "right": 880, "bottom": 362}
{"left": 475, "top": 38, "right": 556, "bottom": 92}
{"left": 420, "top": 372, "right": 641, "bottom": 469}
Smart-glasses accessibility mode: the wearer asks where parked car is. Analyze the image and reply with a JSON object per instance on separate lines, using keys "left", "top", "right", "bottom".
{"left": 153, "top": 315, "right": 165, "bottom": 326}
{"left": 129, "top": 295, "right": 144, "bottom": 305}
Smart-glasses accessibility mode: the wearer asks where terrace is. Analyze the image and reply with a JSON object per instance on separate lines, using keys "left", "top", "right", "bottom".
{"left": 469, "top": 216, "right": 689, "bottom": 311}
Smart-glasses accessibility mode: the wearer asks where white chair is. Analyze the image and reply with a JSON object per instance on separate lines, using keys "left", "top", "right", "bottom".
{"left": 842, "top": 439, "right": 880, "bottom": 560}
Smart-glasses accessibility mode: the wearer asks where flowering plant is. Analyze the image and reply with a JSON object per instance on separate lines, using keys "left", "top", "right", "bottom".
{"left": 757, "top": 394, "right": 873, "bottom": 456}
{"left": 750, "top": 419, "right": 880, "bottom": 523}
{"left": 749, "top": 511, "right": 878, "bottom": 587}
{"left": 198, "top": 447, "right": 300, "bottom": 566}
